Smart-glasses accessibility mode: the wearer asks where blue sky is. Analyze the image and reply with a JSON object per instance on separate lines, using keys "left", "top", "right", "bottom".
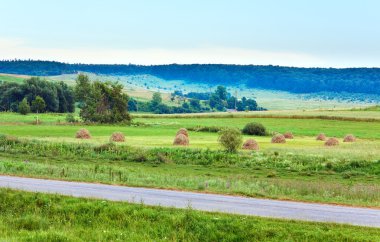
{"left": 1, "top": 0, "right": 379, "bottom": 67}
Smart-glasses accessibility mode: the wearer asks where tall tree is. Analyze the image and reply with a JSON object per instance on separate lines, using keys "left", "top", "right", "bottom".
{"left": 31, "top": 96, "right": 46, "bottom": 113}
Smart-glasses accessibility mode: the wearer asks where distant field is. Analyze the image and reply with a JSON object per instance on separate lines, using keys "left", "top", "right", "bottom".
{"left": 0, "top": 73, "right": 28, "bottom": 83}
{"left": 48, "top": 73, "right": 379, "bottom": 110}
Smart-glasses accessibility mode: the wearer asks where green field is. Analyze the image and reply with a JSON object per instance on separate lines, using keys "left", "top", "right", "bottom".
{"left": 0, "top": 73, "right": 27, "bottom": 83}
{"left": 2, "top": 189, "right": 379, "bottom": 242}
{"left": 1, "top": 110, "right": 380, "bottom": 207}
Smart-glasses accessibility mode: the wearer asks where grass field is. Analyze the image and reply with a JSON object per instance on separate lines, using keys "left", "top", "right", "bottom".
{"left": 1, "top": 109, "right": 380, "bottom": 207}
{"left": 2, "top": 189, "right": 379, "bottom": 242}
{"left": 0, "top": 73, "right": 28, "bottom": 83}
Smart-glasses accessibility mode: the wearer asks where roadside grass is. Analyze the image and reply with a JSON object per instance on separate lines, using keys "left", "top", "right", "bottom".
{"left": 0, "top": 138, "right": 379, "bottom": 207}
{"left": 1, "top": 189, "right": 380, "bottom": 242}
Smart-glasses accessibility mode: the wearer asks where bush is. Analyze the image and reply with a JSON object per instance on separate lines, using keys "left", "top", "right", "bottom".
{"left": 110, "top": 132, "right": 125, "bottom": 142}
{"left": 188, "top": 126, "right": 224, "bottom": 133}
{"left": 343, "top": 134, "right": 356, "bottom": 142}
{"left": 18, "top": 98, "right": 30, "bottom": 115}
{"left": 176, "top": 128, "right": 189, "bottom": 137}
{"left": 316, "top": 133, "right": 327, "bottom": 141}
{"left": 218, "top": 128, "right": 243, "bottom": 152}
{"left": 283, "top": 132, "right": 294, "bottom": 139}
{"left": 271, "top": 134, "right": 286, "bottom": 144}
{"left": 325, "top": 137, "right": 339, "bottom": 146}
{"left": 173, "top": 134, "right": 189, "bottom": 146}
{"left": 65, "top": 114, "right": 78, "bottom": 123}
{"left": 242, "top": 139, "right": 259, "bottom": 151}
{"left": 75, "top": 129, "right": 91, "bottom": 139}
{"left": 242, "top": 122, "right": 266, "bottom": 136}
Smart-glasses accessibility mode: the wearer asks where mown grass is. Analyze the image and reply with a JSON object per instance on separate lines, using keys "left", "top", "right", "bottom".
{"left": 0, "top": 138, "right": 379, "bottom": 207}
{"left": 1, "top": 189, "right": 380, "bottom": 242}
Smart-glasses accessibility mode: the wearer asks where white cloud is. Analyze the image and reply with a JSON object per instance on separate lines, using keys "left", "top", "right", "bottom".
{"left": 0, "top": 38, "right": 375, "bottom": 67}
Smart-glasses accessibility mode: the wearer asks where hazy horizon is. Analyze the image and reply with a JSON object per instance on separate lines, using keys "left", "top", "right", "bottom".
{"left": 1, "top": 0, "right": 379, "bottom": 68}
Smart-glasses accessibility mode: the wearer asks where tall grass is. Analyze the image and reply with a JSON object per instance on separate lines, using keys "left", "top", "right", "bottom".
{"left": 2, "top": 189, "right": 380, "bottom": 241}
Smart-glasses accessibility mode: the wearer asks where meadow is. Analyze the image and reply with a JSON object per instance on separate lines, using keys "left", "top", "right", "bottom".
{"left": 1, "top": 189, "right": 379, "bottom": 242}
{"left": 1, "top": 110, "right": 380, "bottom": 207}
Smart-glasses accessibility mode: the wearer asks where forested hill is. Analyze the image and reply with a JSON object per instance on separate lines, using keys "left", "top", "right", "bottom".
{"left": 1, "top": 60, "right": 380, "bottom": 95}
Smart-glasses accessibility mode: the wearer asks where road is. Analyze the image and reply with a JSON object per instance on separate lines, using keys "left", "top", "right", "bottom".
{"left": 0, "top": 175, "right": 379, "bottom": 228}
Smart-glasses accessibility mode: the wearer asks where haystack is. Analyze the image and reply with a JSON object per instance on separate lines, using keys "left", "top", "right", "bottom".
{"left": 173, "top": 133, "right": 189, "bottom": 146}
{"left": 283, "top": 132, "right": 294, "bottom": 139}
{"left": 316, "top": 133, "right": 327, "bottom": 141}
{"left": 242, "top": 139, "right": 259, "bottom": 150}
{"left": 176, "top": 128, "right": 189, "bottom": 137}
{"left": 325, "top": 137, "right": 339, "bottom": 146}
{"left": 75, "top": 128, "right": 91, "bottom": 139}
{"left": 271, "top": 134, "right": 286, "bottom": 144}
{"left": 110, "top": 132, "right": 125, "bottom": 142}
{"left": 343, "top": 134, "right": 356, "bottom": 142}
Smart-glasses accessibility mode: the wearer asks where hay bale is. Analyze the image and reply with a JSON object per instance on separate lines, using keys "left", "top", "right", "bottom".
{"left": 76, "top": 128, "right": 91, "bottom": 139}
{"left": 283, "top": 132, "right": 294, "bottom": 139}
{"left": 242, "top": 139, "right": 259, "bottom": 150}
{"left": 343, "top": 134, "right": 356, "bottom": 142}
{"left": 316, "top": 133, "right": 327, "bottom": 141}
{"left": 271, "top": 134, "right": 286, "bottom": 144}
{"left": 176, "top": 128, "right": 189, "bottom": 137}
{"left": 110, "top": 132, "right": 125, "bottom": 142}
{"left": 325, "top": 137, "right": 339, "bottom": 146}
{"left": 173, "top": 134, "right": 189, "bottom": 146}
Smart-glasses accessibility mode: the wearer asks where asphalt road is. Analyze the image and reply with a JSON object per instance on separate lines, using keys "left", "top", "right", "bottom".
{"left": 1, "top": 175, "right": 379, "bottom": 228}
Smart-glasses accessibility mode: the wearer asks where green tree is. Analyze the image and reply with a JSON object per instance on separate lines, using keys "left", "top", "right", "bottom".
{"left": 75, "top": 74, "right": 91, "bottom": 106}
{"left": 215, "top": 86, "right": 228, "bottom": 100}
{"left": 31, "top": 96, "right": 46, "bottom": 113}
{"left": 150, "top": 92, "right": 162, "bottom": 109}
{"left": 18, "top": 98, "right": 30, "bottom": 115}
{"left": 79, "top": 76, "right": 131, "bottom": 123}
{"left": 218, "top": 128, "right": 243, "bottom": 153}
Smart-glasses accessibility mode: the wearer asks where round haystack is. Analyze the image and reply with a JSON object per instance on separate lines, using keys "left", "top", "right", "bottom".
{"left": 110, "top": 132, "right": 125, "bottom": 142}
{"left": 325, "top": 137, "right": 339, "bottom": 146}
{"left": 76, "top": 128, "right": 91, "bottom": 139}
{"left": 316, "top": 133, "right": 327, "bottom": 141}
{"left": 271, "top": 134, "right": 286, "bottom": 144}
{"left": 283, "top": 132, "right": 294, "bottom": 139}
{"left": 173, "top": 134, "right": 189, "bottom": 146}
{"left": 242, "top": 139, "right": 259, "bottom": 151}
{"left": 343, "top": 134, "right": 356, "bottom": 142}
{"left": 176, "top": 128, "right": 189, "bottom": 138}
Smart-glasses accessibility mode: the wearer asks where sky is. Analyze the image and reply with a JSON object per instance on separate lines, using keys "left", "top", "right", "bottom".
{"left": 1, "top": 0, "right": 379, "bottom": 67}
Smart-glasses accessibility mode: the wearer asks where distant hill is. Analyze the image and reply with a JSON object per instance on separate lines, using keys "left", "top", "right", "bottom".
{"left": 1, "top": 60, "right": 380, "bottom": 95}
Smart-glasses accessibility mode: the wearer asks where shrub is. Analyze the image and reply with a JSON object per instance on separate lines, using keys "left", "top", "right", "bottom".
{"left": 75, "top": 129, "right": 91, "bottom": 139}
{"left": 283, "top": 132, "right": 294, "bottom": 139}
{"left": 176, "top": 128, "right": 189, "bottom": 137}
{"left": 110, "top": 132, "right": 125, "bottom": 142}
{"left": 242, "top": 122, "right": 266, "bottom": 136}
{"left": 316, "top": 133, "right": 327, "bottom": 141}
{"left": 65, "top": 114, "right": 78, "bottom": 123}
{"left": 173, "top": 134, "right": 189, "bottom": 146}
{"left": 18, "top": 98, "right": 30, "bottom": 115}
{"left": 218, "top": 128, "right": 243, "bottom": 152}
{"left": 343, "top": 134, "right": 356, "bottom": 142}
{"left": 188, "top": 126, "right": 224, "bottom": 133}
{"left": 271, "top": 134, "right": 286, "bottom": 144}
{"left": 242, "top": 139, "right": 259, "bottom": 151}
{"left": 325, "top": 137, "right": 339, "bottom": 146}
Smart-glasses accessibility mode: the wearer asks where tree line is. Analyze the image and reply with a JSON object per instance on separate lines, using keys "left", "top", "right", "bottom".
{"left": 128, "top": 86, "right": 263, "bottom": 114}
{"left": 0, "top": 77, "right": 74, "bottom": 113}
{"left": 1, "top": 60, "right": 380, "bottom": 95}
